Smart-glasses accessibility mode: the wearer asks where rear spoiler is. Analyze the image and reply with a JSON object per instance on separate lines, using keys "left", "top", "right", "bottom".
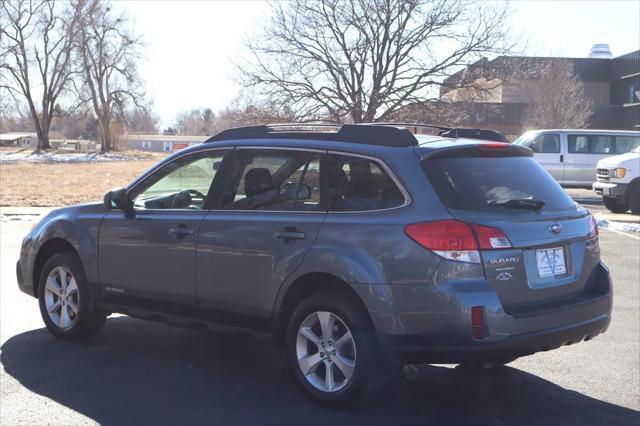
{"left": 423, "top": 143, "right": 534, "bottom": 160}
{"left": 438, "top": 128, "right": 509, "bottom": 143}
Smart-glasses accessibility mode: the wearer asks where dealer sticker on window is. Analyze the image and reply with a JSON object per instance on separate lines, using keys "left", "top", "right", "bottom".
{"left": 535, "top": 247, "right": 566, "bottom": 278}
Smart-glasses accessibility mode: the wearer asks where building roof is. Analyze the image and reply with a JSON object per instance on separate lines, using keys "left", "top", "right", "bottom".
{"left": 124, "top": 134, "right": 209, "bottom": 142}
{"left": 0, "top": 132, "right": 37, "bottom": 140}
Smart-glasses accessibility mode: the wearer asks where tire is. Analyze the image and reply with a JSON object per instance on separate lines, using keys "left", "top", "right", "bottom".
{"left": 628, "top": 183, "right": 640, "bottom": 214}
{"left": 602, "top": 196, "right": 629, "bottom": 213}
{"left": 285, "top": 290, "right": 386, "bottom": 407}
{"left": 38, "top": 252, "right": 106, "bottom": 340}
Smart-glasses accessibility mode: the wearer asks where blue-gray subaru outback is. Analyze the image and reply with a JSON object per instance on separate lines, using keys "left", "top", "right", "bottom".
{"left": 16, "top": 123, "right": 612, "bottom": 406}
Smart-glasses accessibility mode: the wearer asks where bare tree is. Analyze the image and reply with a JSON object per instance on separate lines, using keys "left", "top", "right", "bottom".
{"left": 73, "top": 0, "right": 144, "bottom": 151}
{"left": 0, "top": 0, "right": 80, "bottom": 150}
{"left": 125, "top": 107, "right": 160, "bottom": 134}
{"left": 238, "top": 0, "right": 514, "bottom": 123}
{"left": 175, "top": 108, "right": 217, "bottom": 136}
{"left": 525, "top": 60, "right": 593, "bottom": 129}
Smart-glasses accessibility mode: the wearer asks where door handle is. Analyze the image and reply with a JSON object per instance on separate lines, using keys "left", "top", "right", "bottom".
{"left": 274, "top": 227, "right": 306, "bottom": 242}
{"left": 560, "top": 154, "right": 564, "bottom": 162}
{"left": 168, "top": 225, "right": 195, "bottom": 237}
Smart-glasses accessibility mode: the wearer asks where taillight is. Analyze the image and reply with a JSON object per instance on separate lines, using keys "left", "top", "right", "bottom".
{"left": 404, "top": 220, "right": 512, "bottom": 264}
{"left": 471, "top": 224, "right": 512, "bottom": 249}
{"left": 588, "top": 215, "right": 599, "bottom": 238}
{"left": 478, "top": 142, "right": 509, "bottom": 149}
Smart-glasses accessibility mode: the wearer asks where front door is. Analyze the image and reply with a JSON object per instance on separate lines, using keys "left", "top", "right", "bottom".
{"left": 196, "top": 148, "right": 325, "bottom": 321}
{"left": 525, "top": 133, "right": 564, "bottom": 183}
{"left": 98, "top": 149, "right": 229, "bottom": 305}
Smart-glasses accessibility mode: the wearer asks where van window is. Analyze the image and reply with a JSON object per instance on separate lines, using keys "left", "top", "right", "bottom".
{"left": 615, "top": 136, "right": 640, "bottom": 153}
{"left": 515, "top": 133, "right": 560, "bottom": 153}
{"left": 591, "top": 136, "right": 614, "bottom": 154}
{"left": 568, "top": 135, "right": 613, "bottom": 154}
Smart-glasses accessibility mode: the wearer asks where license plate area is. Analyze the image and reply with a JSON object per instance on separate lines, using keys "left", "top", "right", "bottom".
{"left": 535, "top": 247, "right": 567, "bottom": 278}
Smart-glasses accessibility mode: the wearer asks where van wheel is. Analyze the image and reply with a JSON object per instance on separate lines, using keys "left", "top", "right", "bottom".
{"left": 628, "top": 183, "right": 640, "bottom": 214}
{"left": 286, "top": 291, "right": 385, "bottom": 407}
{"left": 38, "top": 252, "right": 106, "bottom": 340}
{"left": 603, "top": 196, "right": 629, "bottom": 213}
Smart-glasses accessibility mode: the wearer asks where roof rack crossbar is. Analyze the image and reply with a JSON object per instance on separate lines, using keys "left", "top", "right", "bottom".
{"left": 205, "top": 123, "right": 419, "bottom": 147}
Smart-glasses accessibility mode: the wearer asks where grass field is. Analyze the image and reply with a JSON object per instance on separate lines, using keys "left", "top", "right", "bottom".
{"left": 0, "top": 149, "right": 166, "bottom": 207}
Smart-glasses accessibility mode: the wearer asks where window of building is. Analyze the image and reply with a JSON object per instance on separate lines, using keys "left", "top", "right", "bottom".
{"left": 163, "top": 141, "right": 171, "bottom": 152}
{"left": 328, "top": 154, "right": 405, "bottom": 212}
{"left": 141, "top": 141, "right": 151, "bottom": 149}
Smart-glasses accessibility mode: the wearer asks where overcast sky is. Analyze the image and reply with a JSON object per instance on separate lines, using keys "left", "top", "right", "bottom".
{"left": 119, "top": 0, "right": 640, "bottom": 128}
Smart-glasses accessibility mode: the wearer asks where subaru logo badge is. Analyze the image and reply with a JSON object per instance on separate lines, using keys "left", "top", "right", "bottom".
{"left": 549, "top": 223, "right": 562, "bottom": 234}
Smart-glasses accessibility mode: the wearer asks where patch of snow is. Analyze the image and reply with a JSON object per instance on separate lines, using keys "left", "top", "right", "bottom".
{"left": 0, "top": 150, "right": 140, "bottom": 164}
{"left": 0, "top": 214, "right": 39, "bottom": 223}
{"left": 595, "top": 218, "right": 640, "bottom": 233}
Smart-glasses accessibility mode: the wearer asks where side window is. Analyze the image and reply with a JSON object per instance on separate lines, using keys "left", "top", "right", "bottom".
{"left": 615, "top": 136, "right": 640, "bottom": 153}
{"left": 220, "top": 149, "right": 322, "bottom": 211}
{"left": 568, "top": 135, "right": 589, "bottom": 153}
{"left": 328, "top": 154, "right": 405, "bottom": 212}
{"left": 590, "top": 135, "right": 614, "bottom": 154}
{"left": 131, "top": 151, "right": 226, "bottom": 210}
{"left": 527, "top": 133, "right": 560, "bottom": 153}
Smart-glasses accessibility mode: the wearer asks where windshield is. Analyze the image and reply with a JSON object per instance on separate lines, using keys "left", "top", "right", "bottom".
{"left": 633, "top": 146, "right": 640, "bottom": 154}
{"left": 422, "top": 156, "right": 576, "bottom": 212}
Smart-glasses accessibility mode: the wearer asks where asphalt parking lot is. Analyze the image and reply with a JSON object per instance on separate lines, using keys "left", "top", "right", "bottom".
{"left": 1, "top": 207, "right": 639, "bottom": 425}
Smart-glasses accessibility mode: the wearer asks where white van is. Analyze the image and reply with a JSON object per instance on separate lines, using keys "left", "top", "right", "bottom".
{"left": 514, "top": 129, "right": 640, "bottom": 187}
{"left": 593, "top": 146, "right": 640, "bottom": 214}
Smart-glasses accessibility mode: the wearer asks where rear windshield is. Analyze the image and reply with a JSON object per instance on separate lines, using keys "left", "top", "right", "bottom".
{"left": 422, "top": 156, "right": 575, "bottom": 212}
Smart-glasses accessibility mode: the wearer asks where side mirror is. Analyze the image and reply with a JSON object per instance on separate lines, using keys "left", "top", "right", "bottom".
{"left": 103, "top": 188, "right": 135, "bottom": 218}
{"left": 282, "top": 182, "right": 311, "bottom": 201}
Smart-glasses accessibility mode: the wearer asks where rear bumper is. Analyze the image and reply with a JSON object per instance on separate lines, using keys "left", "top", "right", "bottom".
{"left": 388, "top": 313, "right": 610, "bottom": 364}
{"left": 593, "top": 181, "right": 628, "bottom": 199}
{"left": 355, "top": 261, "right": 612, "bottom": 364}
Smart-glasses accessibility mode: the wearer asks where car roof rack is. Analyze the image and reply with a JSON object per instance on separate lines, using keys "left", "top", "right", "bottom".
{"left": 366, "top": 122, "right": 509, "bottom": 143}
{"left": 205, "top": 123, "right": 419, "bottom": 147}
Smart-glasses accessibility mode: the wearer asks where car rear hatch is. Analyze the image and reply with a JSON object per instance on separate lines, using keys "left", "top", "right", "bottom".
{"left": 420, "top": 143, "right": 601, "bottom": 314}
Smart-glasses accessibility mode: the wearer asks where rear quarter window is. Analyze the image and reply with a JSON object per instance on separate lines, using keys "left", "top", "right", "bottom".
{"left": 422, "top": 156, "right": 576, "bottom": 212}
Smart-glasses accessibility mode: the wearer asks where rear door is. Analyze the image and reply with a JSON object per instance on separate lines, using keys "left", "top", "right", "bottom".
{"left": 195, "top": 147, "right": 325, "bottom": 320}
{"left": 422, "top": 152, "right": 599, "bottom": 313}
{"left": 564, "top": 134, "right": 614, "bottom": 186}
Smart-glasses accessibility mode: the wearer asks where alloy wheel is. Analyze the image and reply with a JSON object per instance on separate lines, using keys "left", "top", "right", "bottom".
{"left": 296, "top": 311, "right": 356, "bottom": 392}
{"left": 44, "top": 266, "right": 80, "bottom": 329}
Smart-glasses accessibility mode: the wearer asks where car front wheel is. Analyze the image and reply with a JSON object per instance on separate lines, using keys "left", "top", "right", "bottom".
{"left": 38, "top": 252, "right": 106, "bottom": 340}
{"left": 602, "top": 196, "right": 629, "bottom": 213}
{"left": 286, "top": 291, "right": 384, "bottom": 407}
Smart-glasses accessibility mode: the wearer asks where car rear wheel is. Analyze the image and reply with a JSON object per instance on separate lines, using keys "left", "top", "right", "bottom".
{"left": 602, "top": 196, "right": 629, "bottom": 213}
{"left": 38, "top": 252, "right": 106, "bottom": 340}
{"left": 286, "top": 291, "right": 385, "bottom": 407}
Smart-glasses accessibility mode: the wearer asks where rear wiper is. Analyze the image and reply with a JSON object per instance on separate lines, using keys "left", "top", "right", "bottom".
{"left": 487, "top": 198, "right": 546, "bottom": 210}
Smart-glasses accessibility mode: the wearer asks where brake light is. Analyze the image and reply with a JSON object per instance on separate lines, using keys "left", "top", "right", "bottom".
{"left": 404, "top": 220, "right": 512, "bottom": 264}
{"left": 588, "top": 215, "right": 599, "bottom": 238}
{"left": 404, "top": 220, "right": 480, "bottom": 263}
{"left": 478, "top": 142, "right": 509, "bottom": 150}
{"left": 471, "top": 224, "right": 512, "bottom": 249}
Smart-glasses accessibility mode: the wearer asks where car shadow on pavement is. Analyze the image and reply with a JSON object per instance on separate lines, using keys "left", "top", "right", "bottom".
{"left": 2, "top": 316, "right": 639, "bottom": 425}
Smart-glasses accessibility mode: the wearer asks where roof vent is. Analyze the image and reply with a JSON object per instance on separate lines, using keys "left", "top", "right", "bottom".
{"left": 588, "top": 43, "right": 612, "bottom": 59}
